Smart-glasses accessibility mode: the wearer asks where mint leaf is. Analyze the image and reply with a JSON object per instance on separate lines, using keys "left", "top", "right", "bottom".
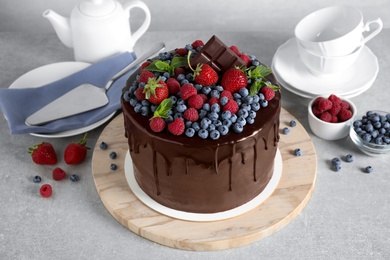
{"left": 170, "top": 56, "right": 187, "bottom": 69}
{"left": 152, "top": 98, "right": 172, "bottom": 119}
{"left": 249, "top": 80, "right": 264, "bottom": 96}
{"left": 155, "top": 60, "right": 170, "bottom": 71}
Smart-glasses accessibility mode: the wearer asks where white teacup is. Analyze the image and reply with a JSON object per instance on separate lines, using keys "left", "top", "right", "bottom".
{"left": 295, "top": 6, "right": 383, "bottom": 57}
{"left": 297, "top": 40, "right": 364, "bottom": 76}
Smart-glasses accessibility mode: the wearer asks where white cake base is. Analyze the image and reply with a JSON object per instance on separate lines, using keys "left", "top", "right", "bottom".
{"left": 124, "top": 149, "right": 283, "bottom": 222}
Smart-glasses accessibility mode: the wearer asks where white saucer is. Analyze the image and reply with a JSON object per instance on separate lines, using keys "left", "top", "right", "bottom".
{"left": 124, "top": 149, "right": 283, "bottom": 222}
{"left": 272, "top": 38, "right": 379, "bottom": 98}
{"left": 9, "top": 62, "right": 116, "bottom": 138}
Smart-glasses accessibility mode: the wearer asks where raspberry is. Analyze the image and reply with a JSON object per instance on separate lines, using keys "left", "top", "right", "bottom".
{"left": 331, "top": 115, "right": 339, "bottom": 123}
{"left": 192, "top": 40, "right": 204, "bottom": 50}
{"left": 174, "top": 48, "right": 188, "bottom": 56}
{"left": 40, "top": 184, "right": 52, "bottom": 198}
{"left": 328, "top": 102, "right": 341, "bottom": 116}
{"left": 184, "top": 108, "right": 199, "bottom": 122}
{"left": 138, "top": 70, "right": 155, "bottom": 84}
{"left": 338, "top": 109, "right": 353, "bottom": 122}
{"left": 261, "top": 86, "right": 275, "bottom": 101}
{"left": 188, "top": 94, "right": 204, "bottom": 109}
{"left": 229, "top": 45, "right": 240, "bottom": 55}
{"left": 140, "top": 61, "right": 151, "bottom": 70}
{"left": 238, "top": 53, "right": 251, "bottom": 66}
{"left": 149, "top": 117, "right": 166, "bottom": 132}
{"left": 174, "top": 68, "right": 186, "bottom": 78}
{"left": 52, "top": 167, "right": 66, "bottom": 181}
{"left": 208, "top": 97, "right": 219, "bottom": 106}
{"left": 198, "top": 94, "right": 208, "bottom": 103}
{"left": 135, "top": 87, "right": 145, "bottom": 101}
{"left": 313, "top": 97, "right": 325, "bottom": 107}
{"left": 166, "top": 78, "right": 181, "bottom": 95}
{"left": 341, "top": 101, "right": 350, "bottom": 110}
{"left": 328, "top": 94, "right": 342, "bottom": 105}
{"left": 168, "top": 118, "right": 185, "bottom": 135}
{"left": 320, "top": 112, "right": 332, "bottom": 122}
{"left": 318, "top": 98, "right": 332, "bottom": 112}
{"left": 223, "top": 99, "right": 239, "bottom": 114}
{"left": 180, "top": 84, "right": 197, "bottom": 100}
{"left": 220, "top": 90, "right": 233, "bottom": 100}
{"left": 312, "top": 105, "right": 322, "bottom": 117}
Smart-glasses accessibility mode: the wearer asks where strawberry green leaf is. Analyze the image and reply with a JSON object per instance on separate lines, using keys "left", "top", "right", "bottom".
{"left": 152, "top": 98, "right": 172, "bottom": 119}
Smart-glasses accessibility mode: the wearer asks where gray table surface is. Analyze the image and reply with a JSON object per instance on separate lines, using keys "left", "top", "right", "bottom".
{"left": 1, "top": 30, "right": 389, "bottom": 259}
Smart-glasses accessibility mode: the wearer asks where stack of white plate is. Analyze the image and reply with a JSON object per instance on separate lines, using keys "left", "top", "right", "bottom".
{"left": 272, "top": 38, "right": 379, "bottom": 105}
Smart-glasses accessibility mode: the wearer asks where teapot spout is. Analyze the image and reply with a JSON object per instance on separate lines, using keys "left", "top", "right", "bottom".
{"left": 43, "top": 9, "right": 73, "bottom": 48}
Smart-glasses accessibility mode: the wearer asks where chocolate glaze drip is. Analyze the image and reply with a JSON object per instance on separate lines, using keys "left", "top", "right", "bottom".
{"left": 121, "top": 67, "right": 281, "bottom": 214}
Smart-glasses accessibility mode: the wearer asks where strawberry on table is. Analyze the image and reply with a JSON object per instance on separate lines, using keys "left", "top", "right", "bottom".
{"left": 64, "top": 133, "right": 89, "bottom": 164}
{"left": 28, "top": 142, "right": 57, "bottom": 165}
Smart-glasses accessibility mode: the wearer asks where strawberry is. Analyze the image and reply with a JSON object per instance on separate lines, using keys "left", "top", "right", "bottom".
{"left": 64, "top": 133, "right": 89, "bottom": 164}
{"left": 188, "top": 94, "right": 204, "bottom": 109}
{"left": 192, "top": 40, "right": 204, "bottom": 50}
{"left": 193, "top": 64, "right": 218, "bottom": 86}
{"left": 238, "top": 53, "right": 251, "bottom": 66}
{"left": 223, "top": 99, "right": 239, "bottom": 114}
{"left": 221, "top": 68, "right": 247, "bottom": 93}
{"left": 138, "top": 70, "right": 155, "bottom": 83}
{"left": 184, "top": 108, "right": 199, "bottom": 122}
{"left": 180, "top": 83, "right": 197, "bottom": 100}
{"left": 143, "top": 77, "right": 169, "bottom": 105}
{"left": 39, "top": 184, "right": 52, "bottom": 198}
{"left": 149, "top": 117, "right": 166, "bottom": 132}
{"left": 261, "top": 86, "right": 276, "bottom": 101}
{"left": 135, "top": 87, "right": 145, "bottom": 101}
{"left": 168, "top": 118, "right": 185, "bottom": 135}
{"left": 166, "top": 77, "right": 181, "bottom": 95}
{"left": 52, "top": 167, "right": 66, "bottom": 181}
{"left": 28, "top": 142, "right": 57, "bottom": 165}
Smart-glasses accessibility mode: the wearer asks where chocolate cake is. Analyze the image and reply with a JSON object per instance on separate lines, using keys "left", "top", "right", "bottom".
{"left": 121, "top": 36, "right": 281, "bottom": 213}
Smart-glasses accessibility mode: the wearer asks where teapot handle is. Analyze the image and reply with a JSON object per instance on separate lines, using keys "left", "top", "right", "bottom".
{"left": 124, "top": 0, "right": 151, "bottom": 46}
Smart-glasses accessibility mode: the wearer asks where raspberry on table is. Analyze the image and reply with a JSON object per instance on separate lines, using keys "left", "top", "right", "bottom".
{"left": 52, "top": 167, "right": 66, "bottom": 181}
{"left": 40, "top": 184, "right": 52, "bottom": 198}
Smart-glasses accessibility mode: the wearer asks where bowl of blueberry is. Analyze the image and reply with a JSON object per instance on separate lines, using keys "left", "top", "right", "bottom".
{"left": 350, "top": 111, "right": 390, "bottom": 155}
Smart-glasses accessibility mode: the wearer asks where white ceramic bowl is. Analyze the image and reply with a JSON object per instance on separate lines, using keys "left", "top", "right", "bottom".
{"left": 297, "top": 40, "right": 364, "bottom": 77}
{"left": 308, "top": 96, "right": 357, "bottom": 140}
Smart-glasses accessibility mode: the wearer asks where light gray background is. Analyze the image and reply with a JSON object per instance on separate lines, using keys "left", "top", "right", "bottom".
{"left": 1, "top": 0, "right": 389, "bottom": 34}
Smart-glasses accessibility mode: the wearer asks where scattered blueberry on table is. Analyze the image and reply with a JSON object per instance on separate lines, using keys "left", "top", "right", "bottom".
{"left": 99, "top": 141, "right": 108, "bottom": 150}
{"left": 109, "top": 151, "right": 117, "bottom": 159}
{"left": 365, "top": 166, "right": 373, "bottom": 174}
{"left": 33, "top": 175, "right": 41, "bottom": 183}
{"left": 282, "top": 127, "right": 290, "bottom": 135}
{"left": 294, "top": 148, "right": 302, "bottom": 156}
{"left": 289, "top": 120, "right": 297, "bottom": 127}
{"left": 345, "top": 154, "right": 354, "bottom": 163}
{"left": 110, "top": 164, "right": 117, "bottom": 171}
{"left": 70, "top": 174, "right": 80, "bottom": 182}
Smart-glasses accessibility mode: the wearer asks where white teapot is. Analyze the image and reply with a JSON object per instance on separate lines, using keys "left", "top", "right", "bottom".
{"left": 43, "top": 0, "right": 151, "bottom": 63}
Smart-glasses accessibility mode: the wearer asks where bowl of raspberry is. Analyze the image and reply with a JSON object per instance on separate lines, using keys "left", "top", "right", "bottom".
{"left": 308, "top": 94, "right": 356, "bottom": 140}
{"left": 350, "top": 110, "right": 390, "bottom": 155}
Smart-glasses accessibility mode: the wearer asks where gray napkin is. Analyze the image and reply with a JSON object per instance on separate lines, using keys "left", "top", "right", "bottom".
{"left": 0, "top": 51, "right": 136, "bottom": 135}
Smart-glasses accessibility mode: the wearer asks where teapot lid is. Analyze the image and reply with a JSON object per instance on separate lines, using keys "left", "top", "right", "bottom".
{"left": 78, "top": 0, "right": 116, "bottom": 16}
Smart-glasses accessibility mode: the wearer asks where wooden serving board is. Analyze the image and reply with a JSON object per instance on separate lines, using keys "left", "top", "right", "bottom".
{"left": 91, "top": 108, "right": 317, "bottom": 251}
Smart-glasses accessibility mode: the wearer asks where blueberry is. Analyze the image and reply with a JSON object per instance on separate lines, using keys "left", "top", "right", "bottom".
{"left": 221, "top": 110, "right": 232, "bottom": 120}
{"left": 252, "top": 60, "right": 260, "bottom": 66}
{"left": 70, "top": 174, "right": 80, "bottom": 182}
{"left": 294, "top": 148, "right": 302, "bottom": 156}
{"left": 194, "top": 84, "right": 203, "bottom": 91}
{"left": 251, "top": 103, "right": 261, "bottom": 111}
{"left": 241, "top": 103, "right": 251, "bottom": 112}
{"left": 208, "top": 112, "right": 219, "bottom": 121}
{"left": 215, "top": 85, "right": 224, "bottom": 92}
{"left": 176, "top": 74, "right": 185, "bottom": 81}
{"left": 332, "top": 165, "right": 342, "bottom": 172}
{"left": 129, "top": 98, "right": 139, "bottom": 107}
{"left": 232, "top": 123, "right": 243, "bottom": 133}
{"left": 222, "top": 119, "right": 233, "bottom": 128}
{"left": 33, "top": 175, "right": 41, "bottom": 183}
{"left": 176, "top": 104, "right": 187, "bottom": 113}
{"left": 363, "top": 133, "right": 372, "bottom": 142}
{"left": 237, "top": 117, "right": 247, "bottom": 127}
{"left": 180, "top": 79, "right": 189, "bottom": 85}
{"left": 248, "top": 110, "right": 256, "bottom": 119}
{"left": 246, "top": 117, "right": 255, "bottom": 124}
{"left": 198, "top": 109, "right": 207, "bottom": 119}
{"left": 239, "top": 88, "right": 249, "bottom": 97}
{"left": 238, "top": 109, "right": 249, "bottom": 118}
{"left": 331, "top": 157, "right": 341, "bottom": 166}
{"left": 201, "top": 86, "right": 212, "bottom": 95}
{"left": 198, "top": 129, "right": 209, "bottom": 139}
{"left": 282, "top": 127, "right": 290, "bottom": 135}
{"left": 141, "top": 106, "right": 149, "bottom": 116}
{"left": 213, "top": 120, "right": 222, "bottom": 127}
{"left": 345, "top": 154, "right": 354, "bottom": 163}
{"left": 260, "top": 99, "right": 268, "bottom": 107}
{"left": 99, "top": 142, "right": 108, "bottom": 150}
{"left": 123, "top": 91, "right": 131, "bottom": 101}
{"left": 243, "top": 95, "right": 253, "bottom": 105}
{"left": 210, "top": 90, "right": 220, "bottom": 99}
{"left": 207, "top": 124, "right": 216, "bottom": 131}
{"left": 202, "top": 103, "right": 210, "bottom": 111}
{"left": 109, "top": 151, "right": 117, "bottom": 159}
{"left": 185, "top": 128, "right": 195, "bottom": 137}
{"left": 210, "top": 130, "right": 220, "bottom": 140}
{"left": 365, "top": 166, "right": 373, "bottom": 174}
{"left": 192, "top": 122, "right": 200, "bottom": 132}
{"left": 110, "top": 164, "right": 117, "bottom": 171}
{"left": 211, "top": 103, "right": 220, "bottom": 113}
{"left": 220, "top": 96, "right": 229, "bottom": 106}
{"left": 230, "top": 114, "right": 238, "bottom": 123}
{"left": 134, "top": 103, "right": 142, "bottom": 113}
{"left": 290, "top": 120, "right": 297, "bottom": 127}
{"left": 233, "top": 93, "right": 242, "bottom": 100}
{"left": 218, "top": 125, "right": 229, "bottom": 136}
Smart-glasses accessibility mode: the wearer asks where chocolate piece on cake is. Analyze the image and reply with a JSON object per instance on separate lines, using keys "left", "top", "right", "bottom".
{"left": 190, "top": 35, "right": 246, "bottom": 72}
